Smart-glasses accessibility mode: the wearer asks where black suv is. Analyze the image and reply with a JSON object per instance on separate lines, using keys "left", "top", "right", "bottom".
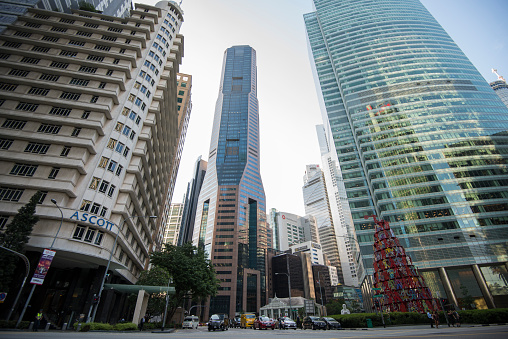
{"left": 322, "top": 317, "right": 341, "bottom": 330}
{"left": 208, "top": 314, "right": 229, "bottom": 331}
{"left": 302, "top": 316, "right": 327, "bottom": 330}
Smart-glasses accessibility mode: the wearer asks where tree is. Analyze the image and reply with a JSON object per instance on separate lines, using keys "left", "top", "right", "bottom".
{"left": 459, "top": 284, "right": 475, "bottom": 309}
{"left": 79, "top": 1, "right": 98, "bottom": 12}
{"left": 0, "top": 191, "right": 42, "bottom": 291}
{"left": 325, "top": 298, "right": 345, "bottom": 315}
{"left": 133, "top": 266, "right": 170, "bottom": 320}
{"left": 150, "top": 243, "right": 220, "bottom": 322}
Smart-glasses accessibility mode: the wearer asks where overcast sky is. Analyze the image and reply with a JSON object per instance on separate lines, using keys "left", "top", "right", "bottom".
{"left": 143, "top": 0, "right": 508, "bottom": 216}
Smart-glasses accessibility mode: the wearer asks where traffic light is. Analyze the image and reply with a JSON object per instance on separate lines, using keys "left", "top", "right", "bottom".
{"left": 92, "top": 295, "right": 99, "bottom": 304}
{"left": 374, "top": 300, "right": 380, "bottom": 308}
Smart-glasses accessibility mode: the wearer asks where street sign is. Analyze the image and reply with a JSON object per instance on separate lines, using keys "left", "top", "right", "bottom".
{"left": 372, "top": 287, "right": 382, "bottom": 291}
{"left": 373, "top": 294, "right": 383, "bottom": 298}
{"left": 0, "top": 292, "right": 6, "bottom": 303}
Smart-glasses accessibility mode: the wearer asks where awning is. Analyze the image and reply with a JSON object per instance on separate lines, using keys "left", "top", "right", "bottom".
{"left": 104, "top": 284, "right": 175, "bottom": 294}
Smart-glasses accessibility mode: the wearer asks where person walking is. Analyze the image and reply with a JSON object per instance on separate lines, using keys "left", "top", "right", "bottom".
{"left": 426, "top": 311, "right": 434, "bottom": 328}
{"left": 453, "top": 311, "right": 461, "bottom": 327}
{"left": 296, "top": 315, "right": 301, "bottom": 329}
{"left": 33, "top": 311, "right": 43, "bottom": 332}
{"left": 139, "top": 316, "right": 145, "bottom": 331}
{"left": 447, "top": 310, "right": 455, "bottom": 327}
{"left": 432, "top": 311, "right": 439, "bottom": 329}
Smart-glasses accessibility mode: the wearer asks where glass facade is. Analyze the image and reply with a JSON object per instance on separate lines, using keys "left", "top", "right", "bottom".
{"left": 193, "top": 45, "right": 267, "bottom": 316}
{"left": 305, "top": 0, "right": 508, "bottom": 294}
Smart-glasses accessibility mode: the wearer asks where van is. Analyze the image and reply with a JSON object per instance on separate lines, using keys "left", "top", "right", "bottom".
{"left": 182, "top": 315, "right": 199, "bottom": 329}
{"left": 240, "top": 313, "right": 256, "bottom": 328}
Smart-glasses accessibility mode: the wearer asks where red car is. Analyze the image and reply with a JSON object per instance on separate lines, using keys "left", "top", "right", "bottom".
{"left": 253, "top": 316, "right": 275, "bottom": 330}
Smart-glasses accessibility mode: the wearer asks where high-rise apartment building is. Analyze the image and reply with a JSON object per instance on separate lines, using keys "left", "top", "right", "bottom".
{"left": 0, "top": 1, "right": 184, "bottom": 322}
{"left": 192, "top": 45, "right": 268, "bottom": 317}
{"left": 490, "top": 69, "right": 508, "bottom": 108}
{"left": 37, "top": 0, "right": 131, "bottom": 18}
{"left": 178, "top": 156, "right": 207, "bottom": 245}
{"left": 162, "top": 203, "right": 183, "bottom": 246}
{"left": 305, "top": 0, "right": 508, "bottom": 309}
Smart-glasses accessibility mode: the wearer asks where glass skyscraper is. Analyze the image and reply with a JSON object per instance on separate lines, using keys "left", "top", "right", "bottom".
{"left": 192, "top": 45, "right": 268, "bottom": 317}
{"left": 305, "top": 0, "right": 508, "bottom": 309}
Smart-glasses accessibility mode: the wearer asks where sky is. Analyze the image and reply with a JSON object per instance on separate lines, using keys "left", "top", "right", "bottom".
{"left": 143, "top": 0, "right": 508, "bottom": 216}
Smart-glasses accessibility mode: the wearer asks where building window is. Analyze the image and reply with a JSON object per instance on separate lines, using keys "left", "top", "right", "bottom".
{"left": 84, "top": 22, "right": 99, "bottom": 28}
{"left": 95, "top": 44, "right": 111, "bottom": 51}
{"left": 0, "top": 83, "right": 17, "bottom": 91}
{"left": 99, "top": 180, "right": 109, "bottom": 193}
{"left": 49, "top": 61, "right": 69, "bottom": 69}
{"left": 130, "top": 131, "right": 136, "bottom": 140}
{"left": 76, "top": 31, "right": 92, "bottom": 37}
{"left": 99, "top": 156, "right": 109, "bottom": 168}
{"left": 48, "top": 167, "right": 60, "bottom": 179}
{"left": 70, "top": 78, "right": 90, "bottom": 86}
{"left": 84, "top": 228, "right": 96, "bottom": 242}
{"left": 98, "top": 82, "right": 106, "bottom": 89}
{"left": 135, "top": 116, "right": 141, "bottom": 125}
{"left": 94, "top": 231, "right": 104, "bottom": 245}
{"left": 79, "top": 66, "right": 97, "bottom": 73}
{"left": 25, "top": 22, "right": 41, "bottom": 28}
{"left": 68, "top": 40, "right": 85, "bottom": 46}
{"left": 0, "top": 139, "right": 14, "bottom": 150}
{"left": 9, "top": 69, "right": 29, "bottom": 77}
{"left": 106, "top": 69, "right": 113, "bottom": 76}
{"left": 82, "top": 111, "right": 91, "bottom": 119}
{"left": 40, "top": 73, "right": 60, "bottom": 81}
{"left": 3, "top": 41, "right": 21, "bottom": 48}
{"left": 123, "top": 147, "right": 130, "bottom": 157}
{"left": 41, "top": 36, "right": 59, "bottom": 42}
{"left": 107, "top": 138, "right": 117, "bottom": 149}
{"left": 107, "top": 185, "right": 116, "bottom": 197}
{"left": 0, "top": 215, "right": 9, "bottom": 229}
{"left": 101, "top": 35, "right": 117, "bottom": 42}
{"left": 49, "top": 107, "right": 72, "bottom": 117}
{"left": 115, "top": 122, "right": 125, "bottom": 132}
{"left": 107, "top": 160, "right": 117, "bottom": 172}
{"left": 38, "top": 191, "right": 47, "bottom": 204}
{"left": 59, "top": 50, "right": 77, "bottom": 57}
{"left": 90, "top": 203, "right": 101, "bottom": 215}
{"left": 60, "top": 146, "right": 71, "bottom": 157}
{"left": 73, "top": 226, "right": 86, "bottom": 240}
{"left": 0, "top": 187, "right": 24, "bottom": 202}
{"left": 89, "top": 177, "right": 101, "bottom": 190}
{"left": 60, "top": 92, "right": 81, "bottom": 101}
{"left": 116, "top": 165, "right": 123, "bottom": 176}
{"left": 31, "top": 46, "right": 50, "bottom": 53}
{"left": 71, "top": 127, "right": 81, "bottom": 137}
{"left": 16, "top": 102, "right": 39, "bottom": 112}
{"left": 87, "top": 55, "right": 104, "bottom": 62}
{"left": 10, "top": 163, "right": 37, "bottom": 177}
{"left": 25, "top": 142, "right": 50, "bottom": 154}
{"left": 122, "top": 126, "right": 131, "bottom": 136}
{"left": 38, "top": 124, "right": 61, "bottom": 134}
{"left": 21, "top": 57, "right": 40, "bottom": 64}
{"left": 141, "top": 103, "right": 146, "bottom": 111}
{"left": 115, "top": 142, "right": 125, "bottom": 153}
{"left": 90, "top": 96, "right": 98, "bottom": 103}
{"left": 129, "top": 111, "right": 137, "bottom": 121}
{"left": 128, "top": 94, "right": 135, "bottom": 102}
{"left": 50, "top": 26, "right": 67, "bottom": 33}
{"left": 113, "top": 59, "right": 120, "bottom": 64}
{"left": 80, "top": 199, "right": 91, "bottom": 211}
{"left": 2, "top": 119, "right": 26, "bottom": 130}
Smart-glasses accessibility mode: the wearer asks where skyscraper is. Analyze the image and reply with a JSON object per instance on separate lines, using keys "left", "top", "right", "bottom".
{"left": 192, "top": 45, "right": 268, "bottom": 317}
{"left": 0, "top": 1, "right": 184, "bottom": 322}
{"left": 270, "top": 208, "right": 319, "bottom": 252}
{"left": 490, "top": 69, "right": 508, "bottom": 108}
{"left": 305, "top": 0, "right": 508, "bottom": 309}
{"left": 163, "top": 203, "right": 184, "bottom": 246}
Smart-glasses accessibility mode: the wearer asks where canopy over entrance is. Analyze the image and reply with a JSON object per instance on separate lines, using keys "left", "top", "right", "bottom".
{"left": 104, "top": 284, "right": 175, "bottom": 294}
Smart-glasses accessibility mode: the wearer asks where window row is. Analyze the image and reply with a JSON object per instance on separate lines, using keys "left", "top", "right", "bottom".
{"left": 79, "top": 199, "right": 108, "bottom": 217}
{"left": 98, "top": 156, "right": 124, "bottom": 176}
{"left": 72, "top": 225, "right": 104, "bottom": 245}
{"left": 89, "top": 177, "right": 116, "bottom": 197}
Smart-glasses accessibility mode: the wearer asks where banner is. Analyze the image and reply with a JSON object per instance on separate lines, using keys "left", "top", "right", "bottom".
{"left": 30, "top": 249, "right": 56, "bottom": 285}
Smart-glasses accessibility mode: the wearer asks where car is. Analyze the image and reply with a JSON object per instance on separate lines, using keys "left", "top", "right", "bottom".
{"left": 253, "top": 316, "right": 275, "bottom": 330}
{"left": 302, "top": 316, "right": 327, "bottom": 330}
{"left": 240, "top": 313, "right": 256, "bottom": 328}
{"left": 208, "top": 314, "right": 229, "bottom": 331}
{"left": 322, "top": 317, "right": 341, "bottom": 330}
{"left": 230, "top": 316, "right": 241, "bottom": 328}
{"left": 182, "top": 315, "right": 199, "bottom": 329}
{"left": 279, "top": 317, "right": 297, "bottom": 329}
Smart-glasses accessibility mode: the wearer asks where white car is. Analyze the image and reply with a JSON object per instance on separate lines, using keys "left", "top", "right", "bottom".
{"left": 182, "top": 315, "right": 199, "bottom": 329}
{"left": 280, "top": 317, "right": 297, "bottom": 329}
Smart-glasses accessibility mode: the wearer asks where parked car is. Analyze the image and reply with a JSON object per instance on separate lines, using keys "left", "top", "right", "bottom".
{"left": 279, "top": 317, "right": 297, "bottom": 329}
{"left": 253, "top": 316, "right": 275, "bottom": 330}
{"left": 208, "top": 314, "right": 228, "bottom": 331}
{"left": 182, "top": 315, "right": 199, "bottom": 329}
{"left": 322, "top": 317, "right": 341, "bottom": 330}
{"left": 302, "top": 316, "right": 327, "bottom": 330}
{"left": 231, "top": 316, "right": 241, "bottom": 328}
{"left": 240, "top": 313, "right": 256, "bottom": 328}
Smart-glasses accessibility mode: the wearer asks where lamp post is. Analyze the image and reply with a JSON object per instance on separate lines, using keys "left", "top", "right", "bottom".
{"left": 89, "top": 215, "right": 157, "bottom": 323}
{"left": 317, "top": 270, "right": 325, "bottom": 316}
{"left": 1, "top": 246, "right": 30, "bottom": 321}
{"left": 16, "top": 199, "right": 65, "bottom": 327}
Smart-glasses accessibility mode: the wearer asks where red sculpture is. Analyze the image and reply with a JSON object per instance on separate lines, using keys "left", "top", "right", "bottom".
{"left": 365, "top": 215, "right": 438, "bottom": 313}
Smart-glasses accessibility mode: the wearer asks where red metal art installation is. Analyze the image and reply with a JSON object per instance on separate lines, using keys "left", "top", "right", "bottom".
{"left": 365, "top": 215, "right": 438, "bottom": 313}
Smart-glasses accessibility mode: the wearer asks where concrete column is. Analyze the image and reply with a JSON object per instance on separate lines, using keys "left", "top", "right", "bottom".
{"left": 132, "top": 290, "right": 148, "bottom": 325}
{"left": 472, "top": 264, "right": 496, "bottom": 309}
{"left": 438, "top": 267, "right": 459, "bottom": 309}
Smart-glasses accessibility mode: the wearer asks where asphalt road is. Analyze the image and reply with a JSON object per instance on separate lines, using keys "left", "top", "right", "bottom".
{"left": 1, "top": 325, "right": 507, "bottom": 339}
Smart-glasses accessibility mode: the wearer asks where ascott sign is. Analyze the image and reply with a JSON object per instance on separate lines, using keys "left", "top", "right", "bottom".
{"left": 70, "top": 211, "right": 115, "bottom": 230}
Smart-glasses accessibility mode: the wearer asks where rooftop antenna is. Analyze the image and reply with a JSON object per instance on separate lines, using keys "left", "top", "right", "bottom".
{"left": 492, "top": 68, "right": 505, "bottom": 82}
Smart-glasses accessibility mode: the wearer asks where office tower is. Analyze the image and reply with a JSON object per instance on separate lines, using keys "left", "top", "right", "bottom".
{"left": 270, "top": 209, "right": 319, "bottom": 251}
{"left": 192, "top": 45, "right": 268, "bottom": 317}
{"left": 158, "top": 73, "right": 192, "bottom": 248}
{"left": 178, "top": 156, "right": 207, "bottom": 245}
{"left": 317, "top": 124, "right": 360, "bottom": 286}
{"left": 302, "top": 164, "right": 345, "bottom": 285}
{"left": 305, "top": 0, "right": 508, "bottom": 310}
{"left": 0, "top": 1, "right": 184, "bottom": 322}
{"left": 490, "top": 69, "right": 508, "bottom": 108}
{"left": 163, "top": 203, "right": 183, "bottom": 246}
{"left": 290, "top": 241, "right": 324, "bottom": 265}
{"left": 272, "top": 253, "right": 305, "bottom": 299}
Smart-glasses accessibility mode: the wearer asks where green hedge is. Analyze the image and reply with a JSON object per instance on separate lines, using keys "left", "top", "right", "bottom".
{"left": 330, "top": 308, "right": 508, "bottom": 328}
{"left": 0, "top": 320, "right": 30, "bottom": 329}
{"left": 114, "top": 322, "right": 137, "bottom": 331}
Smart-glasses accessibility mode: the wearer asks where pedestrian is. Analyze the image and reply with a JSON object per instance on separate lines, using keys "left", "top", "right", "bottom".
{"left": 426, "top": 311, "right": 433, "bottom": 328}
{"left": 278, "top": 317, "right": 283, "bottom": 329}
{"left": 296, "top": 315, "right": 301, "bottom": 329}
{"left": 34, "top": 311, "right": 43, "bottom": 332}
{"left": 453, "top": 310, "right": 461, "bottom": 327}
{"left": 447, "top": 310, "right": 455, "bottom": 327}
{"left": 139, "top": 316, "right": 145, "bottom": 331}
{"left": 432, "top": 311, "right": 439, "bottom": 329}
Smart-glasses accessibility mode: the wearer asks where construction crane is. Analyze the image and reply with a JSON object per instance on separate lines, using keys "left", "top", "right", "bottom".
{"left": 492, "top": 68, "right": 506, "bottom": 82}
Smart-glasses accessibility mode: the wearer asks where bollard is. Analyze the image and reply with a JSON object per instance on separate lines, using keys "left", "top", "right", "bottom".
{"left": 62, "top": 323, "right": 67, "bottom": 331}
{"left": 28, "top": 322, "right": 34, "bottom": 331}
{"left": 45, "top": 323, "right": 50, "bottom": 331}
{"left": 76, "top": 323, "right": 81, "bottom": 332}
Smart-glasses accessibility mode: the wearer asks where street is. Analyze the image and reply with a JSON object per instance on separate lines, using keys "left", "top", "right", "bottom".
{"left": 0, "top": 325, "right": 507, "bottom": 339}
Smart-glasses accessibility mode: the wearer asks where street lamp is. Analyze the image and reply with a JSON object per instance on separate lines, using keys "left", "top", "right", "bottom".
{"left": 89, "top": 215, "right": 157, "bottom": 323}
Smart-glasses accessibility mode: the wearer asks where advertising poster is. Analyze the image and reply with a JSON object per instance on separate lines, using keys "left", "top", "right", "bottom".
{"left": 30, "top": 249, "right": 56, "bottom": 285}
